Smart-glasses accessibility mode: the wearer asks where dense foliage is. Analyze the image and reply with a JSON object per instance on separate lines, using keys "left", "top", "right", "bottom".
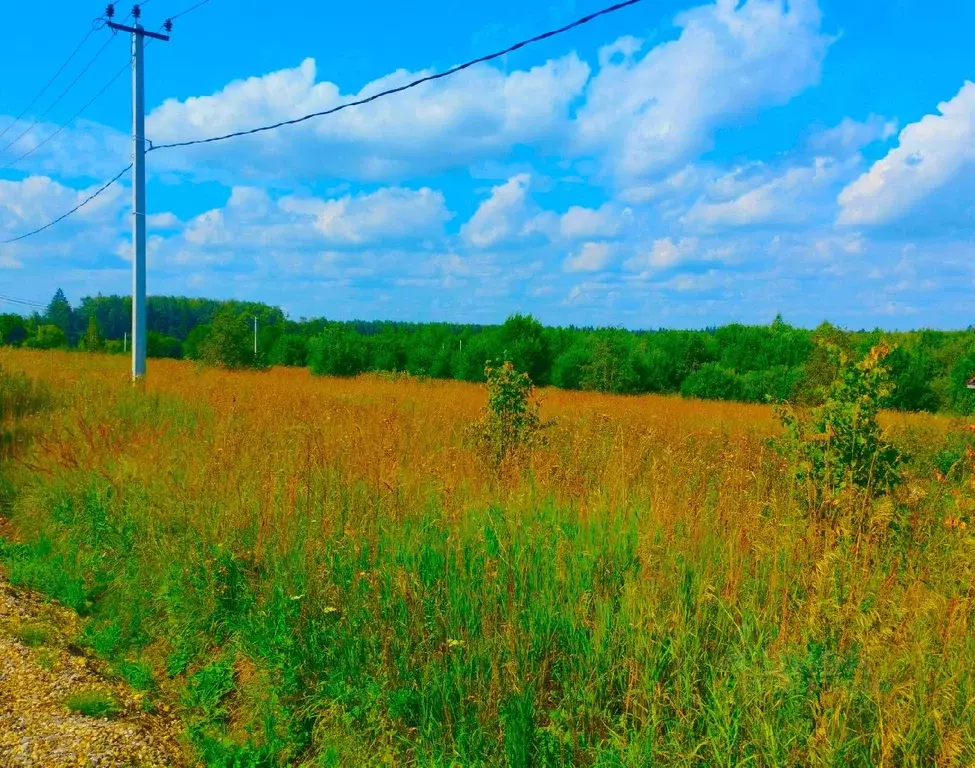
{"left": 4, "top": 291, "right": 975, "bottom": 414}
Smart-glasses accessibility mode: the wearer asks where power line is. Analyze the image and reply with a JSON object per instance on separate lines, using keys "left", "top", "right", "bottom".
{"left": 0, "top": 61, "right": 130, "bottom": 173}
{"left": 168, "top": 0, "right": 211, "bottom": 22}
{"left": 0, "top": 10, "right": 179, "bottom": 174}
{"left": 0, "top": 294, "right": 46, "bottom": 309}
{"left": 149, "top": 0, "right": 644, "bottom": 152}
{"left": 0, "top": 18, "right": 104, "bottom": 144}
{"left": 1, "top": 0, "right": 644, "bottom": 244}
{"left": 0, "top": 32, "right": 119, "bottom": 156}
{"left": 1, "top": 165, "right": 131, "bottom": 245}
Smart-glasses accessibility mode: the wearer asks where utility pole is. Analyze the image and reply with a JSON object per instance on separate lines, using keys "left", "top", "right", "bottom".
{"left": 107, "top": 5, "right": 170, "bottom": 381}
{"left": 124, "top": 331, "right": 128, "bottom": 353}
{"left": 253, "top": 316, "right": 258, "bottom": 357}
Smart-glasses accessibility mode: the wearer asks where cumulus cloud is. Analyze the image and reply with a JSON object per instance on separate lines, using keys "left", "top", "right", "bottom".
{"left": 0, "top": 117, "right": 128, "bottom": 179}
{"left": 172, "top": 184, "right": 451, "bottom": 270}
{"left": 147, "top": 55, "right": 590, "bottom": 182}
{"left": 575, "top": 0, "right": 831, "bottom": 181}
{"left": 559, "top": 203, "right": 629, "bottom": 239}
{"left": 460, "top": 175, "right": 555, "bottom": 248}
{"left": 290, "top": 187, "right": 450, "bottom": 245}
{"left": 682, "top": 157, "right": 848, "bottom": 229}
{"left": 838, "top": 81, "right": 975, "bottom": 227}
{"left": 624, "top": 237, "right": 699, "bottom": 275}
{"left": 564, "top": 242, "right": 614, "bottom": 273}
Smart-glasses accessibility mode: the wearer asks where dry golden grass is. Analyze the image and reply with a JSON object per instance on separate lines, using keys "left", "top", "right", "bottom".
{"left": 0, "top": 348, "right": 972, "bottom": 767}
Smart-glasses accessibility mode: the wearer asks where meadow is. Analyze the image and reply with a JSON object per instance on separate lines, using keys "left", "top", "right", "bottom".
{"left": 0, "top": 348, "right": 973, "bottom": 766}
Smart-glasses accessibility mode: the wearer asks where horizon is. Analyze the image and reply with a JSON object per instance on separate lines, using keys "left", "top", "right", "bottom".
{"left": 2, "top": 0, "right": 973, "bottom": 330}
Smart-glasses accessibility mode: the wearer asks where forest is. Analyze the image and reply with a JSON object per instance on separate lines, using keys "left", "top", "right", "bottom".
{"left": 4, "top": 289, "right": 975, "bottom": 414}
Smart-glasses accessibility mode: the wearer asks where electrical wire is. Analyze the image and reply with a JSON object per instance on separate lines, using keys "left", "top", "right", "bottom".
{"left": 0, "top": 7, "right": 180, "bottom": 174}
{"left": 0, "top": 18, "right": 104, "bottom": 143}
{"left": 0, "top": 61, "right": 130, "bottom": 173}
{"left": 149, "top": 0, "right": 643, "bottom": 152}
{"left": 168, "top": 0, "right": 211, "bottom": 22}
{"left": 0, "top": 33, "right": 120, "bottom": 156}
{"left": 0, "top": 294, "right": 46, "bottom": 309}
{"left": 1, "top": 0, "right": 644, "bottom": 245}
{"left": 1, "top": 165, "right": 131, "bottom": 245}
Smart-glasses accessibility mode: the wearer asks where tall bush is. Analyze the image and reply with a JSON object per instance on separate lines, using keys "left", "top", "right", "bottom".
{"left": 777, "top": 344, "right": 903, "bottom": 515}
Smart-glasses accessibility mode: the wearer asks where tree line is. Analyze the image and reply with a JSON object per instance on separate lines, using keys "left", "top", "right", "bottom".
{"left": 3, "top": 290, "right": 975, "bottom": 414}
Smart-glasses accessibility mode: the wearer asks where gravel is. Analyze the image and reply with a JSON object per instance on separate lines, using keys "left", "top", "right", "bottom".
{"left": 0, "top": 574, "right": 189, "bottom": 766}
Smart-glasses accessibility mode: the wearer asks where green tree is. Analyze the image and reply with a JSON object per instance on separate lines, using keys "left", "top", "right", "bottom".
{"left": 680, "top": 363, "right": 744, "bottom": 401}
{"left": 25, "top": 324, "right": 67, "bottom": 350}
{"left": 80, "top": 316, "right": 104, "bottom": 352}
{"left": 0, "top": 314, "right": 28, "bottom": 346}
{"left": 497, "top": 314, "right": 552, "bottom": 386}
{"left": 268, "top": 334, "right": 309, "bottom": 367}
{"left": 147, "top": 332, "right": 182, "bottom": 359}
{"left": 198, "top": 307, "right": 261, "bottom": 370}
{"left": 45, "top": 289, "right": 72, "bottom": 335}
{"left": 309, "top": 325, "right": 367, "bottom": 377}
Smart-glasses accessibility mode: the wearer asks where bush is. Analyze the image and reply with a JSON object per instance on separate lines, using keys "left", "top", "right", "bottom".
{"left": 777, "top": 344, "right": 903, "bottom": 515}
{"left": 147, "top": 331, "right": 182, "bottom": 360}
{"left": 25, "top": 324, "right": 67, "bottom": 350}
{"left": 268, "top": 334, "right": 309, "bottom": 367}
{"left": 469, "top": 361, "right": 541, "bottom": 466}
{"left": 680, "top": 363, "right": 743, "bottom": 401}
{"left": 309, "top": 326, "right": 367, "bottom": 377}
{"left": 198, "top": 308, "right": 263, "bottom": 370}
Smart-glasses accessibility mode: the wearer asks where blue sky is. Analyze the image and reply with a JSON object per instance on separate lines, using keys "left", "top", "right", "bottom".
{"left": 0, "top": 0, "right": 972, "bottom": 329}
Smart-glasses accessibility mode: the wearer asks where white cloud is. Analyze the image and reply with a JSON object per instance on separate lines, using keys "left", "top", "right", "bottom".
{"left": 147, "top": 55, "right": 590, "bottom": 182}
{"left": 838, "top": 81, "right": 975, "bottom": 227}
{"left": 563, "top": 241, "right": 614, "bottom": 273}
{"left": 559, "top": 203, "right": 628, "bottom": 239}
{"left": 682, "top": 157, "right": 846, "bottom": 229}
{"left": 147, "top": 212, "right": 181, "bottom": 229}
{"left": 0, "top": 117, "right": 128, "bottom": 178}
{"left": 624, "top": 237, "right": 699, "bottom": 275}
{"left": 806, "top": 114, "right": 897, "bottom": 157}
{"left": 575, "top": 0, "right": 830, "bottom": 180}
{"left": 0, "top": 175, "right": 125, "bottom": 232}
{"left": 294, "top": 187, "right": 450, "bottom": 245}
{"left": 460, "top": 175, "right": 555, "bottom": 248}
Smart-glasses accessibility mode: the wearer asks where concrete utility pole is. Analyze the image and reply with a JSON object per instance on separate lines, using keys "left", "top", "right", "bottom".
{"left": 253, "top": 316, "right": 258, "bottom": 357}
{"left": 107, "top": 5, "right": 170, "bottom": 381}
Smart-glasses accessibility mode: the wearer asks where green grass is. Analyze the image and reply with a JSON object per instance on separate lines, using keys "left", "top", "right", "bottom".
{"left": 13, "top": 623, "right": 51, "bottom": 647}
{"left": 64, "top": 690, "right": 121, "bottom": 719}
{"left": 1, "top": 357, "right": 973, "bottom": 766}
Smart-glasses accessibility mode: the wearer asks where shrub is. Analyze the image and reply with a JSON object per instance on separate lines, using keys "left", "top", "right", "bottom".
{"left": 680, "top": 363, "right": 743, "bottom": 401}
{"left": 469, "top": 361, "right": 541, "bottom": 466}
{"left": 198, "top": 308, "right": 263, "bottom": 370}
{"left": 309, "top": 326, "right": 367, "bottom": 377}
{"left": 25, "top": 324, "right": 67, "bottom": 350}
{"left": 777, "top": 344, "right": 903, "bottom": 515}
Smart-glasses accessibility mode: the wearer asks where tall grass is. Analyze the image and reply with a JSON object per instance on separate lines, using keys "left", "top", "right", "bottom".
{"left": 0, "top": 349, "right": 972, "bottom": 766}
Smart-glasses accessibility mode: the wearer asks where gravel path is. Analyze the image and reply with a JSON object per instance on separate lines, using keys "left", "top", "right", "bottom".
{"left": 0, "top": 572, "right": 188, "bottom": 766}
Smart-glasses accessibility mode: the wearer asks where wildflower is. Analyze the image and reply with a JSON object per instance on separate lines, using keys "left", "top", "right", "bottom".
{"left": 945, "top": 516, "right": 968, "bottom": 530}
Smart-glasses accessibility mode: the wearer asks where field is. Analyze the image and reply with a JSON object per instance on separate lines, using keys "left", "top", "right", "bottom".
{"left": 0, "top": 348, "right": 973, "bottom": 766}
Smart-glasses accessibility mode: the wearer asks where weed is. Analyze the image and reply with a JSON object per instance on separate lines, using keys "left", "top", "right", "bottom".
{"left": 14, "top": 622, "right": 51, "bottom": 647}
{"left": 65, "top": 690, "right": 121, "bottom": 719}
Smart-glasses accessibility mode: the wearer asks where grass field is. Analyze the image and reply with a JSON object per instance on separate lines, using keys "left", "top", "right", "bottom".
{"left": 0, "top": 348, "right": 973, "bottom": 766}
